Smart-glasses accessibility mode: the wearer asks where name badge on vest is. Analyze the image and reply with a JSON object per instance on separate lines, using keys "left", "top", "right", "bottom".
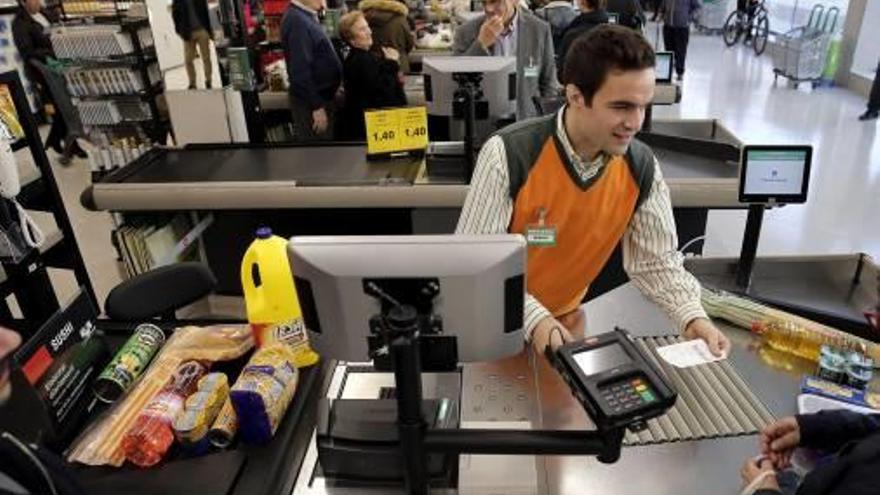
{"left": 525, "top": 207, "right": 556, "bottom": 247}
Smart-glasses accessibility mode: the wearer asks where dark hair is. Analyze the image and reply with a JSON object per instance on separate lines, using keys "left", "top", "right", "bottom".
{"left": 561, "top": 24, "right": 655, "bottom": 105}
{"left": 582, "top": 0, "right": 606, "bottom": 9}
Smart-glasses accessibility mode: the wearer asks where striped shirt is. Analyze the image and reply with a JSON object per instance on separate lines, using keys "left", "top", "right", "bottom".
{"left": 456, "top": 107, "right": 708, "bottom": 340}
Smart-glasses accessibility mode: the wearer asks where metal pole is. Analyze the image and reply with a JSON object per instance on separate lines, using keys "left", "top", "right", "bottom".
{"left": 736, "top": 204, "right": 765, "bottom": 289}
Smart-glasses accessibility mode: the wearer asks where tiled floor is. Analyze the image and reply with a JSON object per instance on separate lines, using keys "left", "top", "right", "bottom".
{"left": 21, "top": 28, "right": 880, "bottom": 312}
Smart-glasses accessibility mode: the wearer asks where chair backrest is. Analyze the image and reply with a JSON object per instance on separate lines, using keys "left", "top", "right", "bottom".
{"left": 30, "top": 60, "right": 85, "bottom": 138}
{"left": 104, "top": 262, "right": 217, "bottom": 320}
{"left": 532, "top": 95, "right": 565, "bottom": 116}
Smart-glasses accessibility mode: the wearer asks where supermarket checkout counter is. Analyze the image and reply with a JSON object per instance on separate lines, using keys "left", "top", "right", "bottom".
{"left": 81, "top": 132, "right": 740, "bottom": 294}
{"left": 287, "top": 253, "right": 878, "bottom": 494}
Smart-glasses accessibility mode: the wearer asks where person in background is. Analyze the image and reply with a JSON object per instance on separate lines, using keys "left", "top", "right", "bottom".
{"left": 557, "top": 0, "right": 608, "bottom": 81}
{"left": 452, "top": 0, "right": 558, "bottom": 119}
{"left": 456, "top": 26, "right": 730, "bottom": 357}
{"left": 171, "top": 0, "right": 214, "bottom": 89}
{"left": 281, "top": 0, "right": 343, "bottom": 141}
{"left": 660, "top": 0, "right": 699, "bottom": 81}
{"left": 358, "top": 0, "right": 415, "bottom": 73}
{"left": 605, "top": 0, "right": 644, "bottom": 30}
{"left": 858, "top": 60, "right": 879, "bottom": 122}
{"left": 12, "top": 0, "right": 84, "bottom": 158}
{"left": 535, "top": 0, "right": 578, "bottom": 59}
{"left": 740, "top": 411, "right": 880, "bottom": 495}
{"left": 337, "top": 10, "right": 407, "bottom": 140}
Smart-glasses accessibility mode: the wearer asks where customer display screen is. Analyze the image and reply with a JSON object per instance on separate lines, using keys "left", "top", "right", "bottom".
{"left": 655, "top": 52, "right": 673, "bottom": 83}
{"left": 572, "top": 343, "right": 631, "bottom": 376}
{"left": 740, "top": 145, "right": 811, "bottom": 203}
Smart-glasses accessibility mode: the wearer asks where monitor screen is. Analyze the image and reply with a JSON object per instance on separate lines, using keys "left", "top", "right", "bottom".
{"left": 422, "top": 56, "right": 517, "bottom": 118}
{"left": 288, "top": 234, "right": 526, "bottom": 363}
{"left": 655, "top": 52, "right": 673, "bottom": 83}
{"left": 572, "top": 343, "right": 631, "bottom": 376}
{"left": 739, "top": 145, "right": 812, "bottom": 203}
{"left": 607, "top": 13, "right": 619, "bottom": 24}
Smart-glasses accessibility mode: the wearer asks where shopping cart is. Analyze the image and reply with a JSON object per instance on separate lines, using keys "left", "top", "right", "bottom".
{"left": 696, "top": 0, "right": 733, "bottom": 34}
{"left": 771, "top": 4, "right": 839, "bottom": 88}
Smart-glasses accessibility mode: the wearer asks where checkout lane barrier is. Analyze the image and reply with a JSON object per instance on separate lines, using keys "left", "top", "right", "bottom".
{"left": 623, "top": 335, "right": 776, "bottom": 447}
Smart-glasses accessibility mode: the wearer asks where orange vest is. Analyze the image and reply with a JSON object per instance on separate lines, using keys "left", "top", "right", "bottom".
{"left": 497, "top": 113, "right": 654, "bottom": 317}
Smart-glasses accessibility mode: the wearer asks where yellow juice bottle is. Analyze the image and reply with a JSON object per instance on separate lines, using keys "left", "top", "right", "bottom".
{"left": 241, "top": 227, "right": 319, "bottom": 368}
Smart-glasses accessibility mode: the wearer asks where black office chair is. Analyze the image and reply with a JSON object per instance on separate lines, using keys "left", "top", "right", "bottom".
{"left": 104, "top": 262, "right": 217, "bottom": 321}
{"left": 532, "top": 95, "right": 566, "bottom": 117}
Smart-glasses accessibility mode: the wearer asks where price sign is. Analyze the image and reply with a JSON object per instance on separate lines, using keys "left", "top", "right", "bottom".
{"left": 364, "top": 106, "right": 429, "bottom": 156}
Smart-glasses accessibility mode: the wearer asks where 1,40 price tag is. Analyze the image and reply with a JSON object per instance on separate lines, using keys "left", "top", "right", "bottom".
{"left": 364, "top": 106, "right": 429, "bottom": 156}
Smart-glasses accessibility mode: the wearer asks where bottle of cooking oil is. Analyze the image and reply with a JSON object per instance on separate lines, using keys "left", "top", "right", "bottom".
{"left": 753, "top": 320, "right": 828, "bottom": 362}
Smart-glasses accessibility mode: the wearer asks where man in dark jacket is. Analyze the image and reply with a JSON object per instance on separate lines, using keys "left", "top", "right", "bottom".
{"left": 660, "top": 0, "right": 699, "bottom": 80}
{"left": 171, "top": 0, "right": 213, "bottom": 89}
{"left": 359, "top": 0, "right": 414, "bottom": 73}
{"left": 556, "top": 0, "right": 608, "bottom": 81}
{"left": 605, "top": 0, "right": 644, "bottom": 30}
{"left": 12, "top": 0, "right": 77, "bottom": 156}
{"left": 740, "top": 411, "right": 880, "bottom": 495}
{"left": 858, "top": 59, "right": 879, "bottom": 122}
{"left": 281, "top": 0, "right": 342, "bottom": 141}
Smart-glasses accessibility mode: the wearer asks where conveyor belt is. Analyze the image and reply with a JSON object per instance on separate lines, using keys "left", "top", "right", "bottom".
{"left": 623, "top": 335, "right": 776, "bottom": 446}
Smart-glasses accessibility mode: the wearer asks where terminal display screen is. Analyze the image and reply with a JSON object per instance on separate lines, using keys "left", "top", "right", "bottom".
{"left": 655, "top": 52, "right": 673, "bottom": 83}
{"left": 739, "top": 145, "right": 812, "bottom": 204}
{"left": 572, "top": 343, "right": 631, "bottom": 376}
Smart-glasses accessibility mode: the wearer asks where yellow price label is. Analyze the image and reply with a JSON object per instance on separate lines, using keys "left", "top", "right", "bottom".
{"left": 364, "top": 106, "right": 429, "bottom": 156}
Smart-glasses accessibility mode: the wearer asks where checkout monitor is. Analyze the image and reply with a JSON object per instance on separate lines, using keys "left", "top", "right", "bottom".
{"left": 654, "top": 51, "right": 674, "bottom": 83}
{"left": 738, "top": 145, "right": 812, "bottom": 204}
{"left": 287, "top": 234, "right": 526, "bottom": 363}
{"left": 422, "top": 56, "right": 517, "bottom": 119}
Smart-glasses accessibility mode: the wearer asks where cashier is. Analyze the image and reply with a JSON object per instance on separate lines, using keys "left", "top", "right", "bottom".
{"left": 452, "top": 0, "right": 558, "bottom": 119}
{"left": 456, "top": 25, "right": 730, "bottom": 357}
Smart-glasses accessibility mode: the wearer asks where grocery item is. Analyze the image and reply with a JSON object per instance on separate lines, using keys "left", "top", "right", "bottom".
{"left": 67, "top": 325, "right": 253, "bottom": 467}
{"left": 94, "top": 323, "right": 165, "bottom": 403}
{"left": 702, "top": 288, "right": 880, "bottom": 364}
{"left": 241, "top": 227, "right": 318, "bottom": 367}
{"left": 172, "top": 373, "right": 229, "bottom": 452}
{"left": 230, "top": 343, "right": 299, "bottom": 445}
{"left": 207, "top": 398, "right": 238, "bottom": 448}
{"left": 122, "top": 360, "right": 208, "bottom": 467}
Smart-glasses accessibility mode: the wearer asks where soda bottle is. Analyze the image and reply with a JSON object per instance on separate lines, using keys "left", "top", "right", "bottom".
{"left": 122, "top": 360, "right": 208, "bottom": 467}
{"left": 241, "top": 227, "right": 318, "bottom": 367}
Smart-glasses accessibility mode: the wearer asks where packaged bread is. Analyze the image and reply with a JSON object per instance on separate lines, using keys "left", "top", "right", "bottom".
{"left": 230, "top": 343, "right": 299, "bottom": 445}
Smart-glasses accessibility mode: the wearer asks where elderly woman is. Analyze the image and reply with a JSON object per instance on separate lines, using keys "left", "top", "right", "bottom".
{"left": 338, "top": 10, "right": 407, "bottom": 140}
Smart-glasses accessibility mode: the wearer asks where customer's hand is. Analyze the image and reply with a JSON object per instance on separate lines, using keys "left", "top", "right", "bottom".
{"left": 0, "top": 327, "right": 22, "bottom": 404}
{"left": 381, "top": 47, "right": 400, "bottom": 62}
{"left": 740, "top": 457, "right": 779, "bottom": 491}
{"left": 530, "top": 316, "right": 573, "bottom": 355}
{"left": 477, "top": 15, "right": 504, "bottom": 51}
{"left": 683, "top": 318, "right": 730, "bottom": 357}
{"left": 312, "top": 107, "right": 328, "bottom": 135}
{"left": 760, "top": 416, "right": 801, "bottom": 469}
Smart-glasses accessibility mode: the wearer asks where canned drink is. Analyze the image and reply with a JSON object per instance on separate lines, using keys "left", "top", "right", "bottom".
{"left": 816, "top": 345, "right": 846, "bottom": 384}
{"left": 207, "top": 398, "right": 238, "bottom": 448}
{"left": 93, "top": 324, "right": 165, "bottom": 403}
{"left": 845, "top": 352, "right": 873, "bottom": 390}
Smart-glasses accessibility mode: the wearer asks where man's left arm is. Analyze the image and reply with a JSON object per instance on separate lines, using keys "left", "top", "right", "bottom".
{"left": 622, "top": 160, "right": 730, "bottom": 356}
{"left": 538, "top": 21, "right": 558, "bottom": 97}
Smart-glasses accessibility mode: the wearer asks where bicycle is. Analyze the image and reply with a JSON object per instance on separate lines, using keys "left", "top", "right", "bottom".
{"left": 722, "top": 0, "right": 770, "bottom": 56}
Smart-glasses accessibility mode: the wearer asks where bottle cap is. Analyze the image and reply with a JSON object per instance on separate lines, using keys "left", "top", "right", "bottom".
{"left": 255, "top": 227, "right": 272, "bottom": 239}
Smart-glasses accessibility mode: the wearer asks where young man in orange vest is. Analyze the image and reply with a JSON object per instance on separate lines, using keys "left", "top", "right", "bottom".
{"left": 456, "top": 25, "right": 730, "bottom": 357}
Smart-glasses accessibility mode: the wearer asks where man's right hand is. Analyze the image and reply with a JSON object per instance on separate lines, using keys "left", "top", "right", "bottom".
{"left": 530, "top": 316, "right": 574, "bottom": 355}
{"left": 312, "top": 107, "right": 328, "bottom": 135}
{"left": 477, "top": 15, "right": 505, "bottom": 52}
{"left": 760, "top": 416, "right": 801, "bottom": 469}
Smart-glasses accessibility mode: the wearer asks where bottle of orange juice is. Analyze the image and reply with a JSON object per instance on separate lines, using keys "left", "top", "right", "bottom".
{"left": 241, "top": 227, "right": 319, "bottom": 368}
